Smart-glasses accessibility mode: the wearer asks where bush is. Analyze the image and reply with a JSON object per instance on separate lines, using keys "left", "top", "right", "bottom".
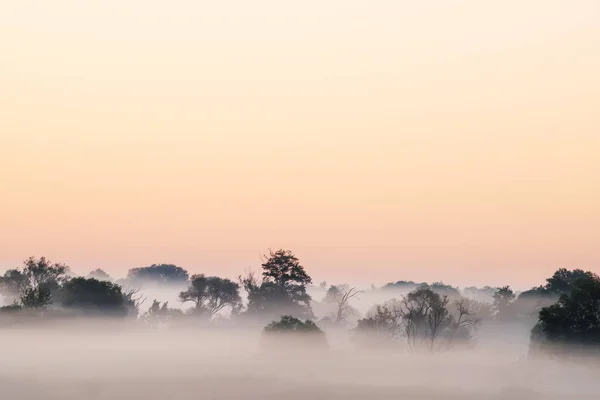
{"left": 261, "top": 315, "right": 328, "bottom": 352}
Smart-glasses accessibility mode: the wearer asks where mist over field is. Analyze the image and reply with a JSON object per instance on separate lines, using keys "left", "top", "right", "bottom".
{"left": 1, "top": 319, "right": 599, "bottom": 399}
{"left": 2, "top": 264, "right": 600, "bottom": 400}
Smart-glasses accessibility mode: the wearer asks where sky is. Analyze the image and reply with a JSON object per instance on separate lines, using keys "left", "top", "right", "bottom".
{"left": 1, "top": 1, "right": 599, "bottom": 289}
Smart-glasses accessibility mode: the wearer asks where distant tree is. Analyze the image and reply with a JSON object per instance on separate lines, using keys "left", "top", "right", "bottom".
{"left": 422, "top": 282, "right": 461, "bottom": 299}
{"left": 87, "top": 269, "right": 112, "bottom": 281}
{"left": 0, "top": 269, "right": 29, "bottom": 303}
{"left": 382, "top": 280, "right": 420, "bottom": 291}
{"left": 59, "top": 277, "right": 128, "bottom": 317}
{"left": 319, "top": 281, "right": 327, "bottom": 289}
{"left": 122, "top": 287, "right": 146, "bottom": 318}
{"left": 261, "top": 249, "right": 312, "bottom": 288}
{"left": 179, "top": 274, "right": 242, "bottom": 318}
{"left": 262, "top": 315, "right": 328, "bottom": 351}
{"left": 492, "top": 286, "right": 516, "bottom": 320}
{"left": 240, "top": 249, "right": 314, "bottom": 321}
{"left": 462, "top": 286, "right": 497, "bottom": 303}
{"left": 544, "top": 268, "right": 595, "bottom": 295}
{"left": 354, "top": 299, "right": 404, "bottom": 346}
{"left": 19, "top": 287, "right": 52, "bottom": 310}
{"left": 126, "top": 264, "right": 189, "bottom": 285}
{"left": 22, "top": 256, "right": 70, "bottom": 292}
{"left": 0, "top": 257, "right": 69, "bottom": 306}
{"left": 400, "top": 288, "right": 452, "bottom": 351}
{"left": 142, "top": 300, "right": 183, "bottom": 327}
{"left": 355, "top": 289, "right": 478, "bottom": 352}
{"left": 323, "top": 284, "right": 361, "bottom": 325}
{"left": 264, "top": 315, "right": 323, "bottom": 333}
{"left": 532, "top": 273, "right": 600, "bottom": 348}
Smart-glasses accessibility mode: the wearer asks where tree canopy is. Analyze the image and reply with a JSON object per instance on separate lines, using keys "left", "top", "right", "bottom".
{"left": 179, "top": 274, "right": 242, "bottom": 317}
{"left": 59, "top": 277, "right": 128, "bottom": 317}
{"left": 127, "top": 264, "right": 189, "bottom": 284}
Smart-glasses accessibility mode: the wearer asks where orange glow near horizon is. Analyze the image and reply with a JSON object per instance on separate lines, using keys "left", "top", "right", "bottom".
{"left": 1, "top": 1, "right": 599, "bottom": 289}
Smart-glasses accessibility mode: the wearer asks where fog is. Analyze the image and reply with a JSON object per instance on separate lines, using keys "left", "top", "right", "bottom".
{"left": 2, "top": 314, "right": 598, "bottom": 399}
{"left": 2, "top": 261, "right": 599, "bottom": 399}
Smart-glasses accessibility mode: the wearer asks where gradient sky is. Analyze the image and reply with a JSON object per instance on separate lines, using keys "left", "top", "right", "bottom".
{"left": 1, "top": 1, "right": 599, "bottom": 289}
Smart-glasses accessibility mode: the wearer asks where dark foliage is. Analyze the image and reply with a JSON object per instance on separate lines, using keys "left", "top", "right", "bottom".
{"left": 127, "top": 264, "right": 189, "bottom": 284}
{"left": 59, "top": 277, "right": 128, "bottom": 317}
{"left": 240, "top": 249, "right": 314, "bottom": 321}
{"left": 20, "top": 286, "right": 52, "bottom": 309}
{"left": 534, "top": 273, "right": 600, "bottom": 345}
{"left": 262, "top": 315, "right": 328, "bottom": 351}
{"left": 179, "top": 274, "right": 242, "bottom": 317}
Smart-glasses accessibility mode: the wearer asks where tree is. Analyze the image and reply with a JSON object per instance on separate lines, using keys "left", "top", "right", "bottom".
{"left": 87, "top": 269, "right": 111, "bottom": 281}
{"left": 0, "top": 269, "right": 29, "bottom": 303}
{"left": 59, "top": 277, "right": 128, "bottom": 317}
{"left": 532, "top": 273, "right": 600, "bottom": 347}
{"left": 126, "top": 264, "right": 189, "bottom": 285}
{"left": 261, "top": 249, "right": 312, "bottom": 288}
{"left": 323, "top": 284, "right": 361, "bottom": 325}
{"left": 19, "top": 287, "right": 52, "bottom": 310}
{"left": 400, "top": 288, "right": 453, "bottom": 351}
{"left": 355, "top": 289, "right": 478, "bottom": 352}
{"left": 492, "top": 286, "right": 516, "bottom": 320}
{"left": 354, "top": 299, "right": 404, "bottom": 346}
{"left": 382, "top": 280, "right": 420, "bottom": 292}
{"left": 262, "top": 315, "right": 328, "bottom": 351}
{"left": 544, "top": 268, "right": 595, "bottom": 295}
{"left": 122, "top": 287, "right": 146, "bottom": 318}
{"left": 142, "top": 300, "right": 183, "bottom": 327}
{"left": 179, "top": 274, "right": 242, "bottom": 318}
{"left": 0, "top": 257, "right": 69, "bottom": 306}
{"left": 22, "top": 256, "right": 70, "bottom": 291}
{"left": 240, "top": 249, "right": 314, "bottom": 321}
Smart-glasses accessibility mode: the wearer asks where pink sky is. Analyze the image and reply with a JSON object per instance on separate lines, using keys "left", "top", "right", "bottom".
{"left": 1, "top": 1, "right": 599, "bottom": 289}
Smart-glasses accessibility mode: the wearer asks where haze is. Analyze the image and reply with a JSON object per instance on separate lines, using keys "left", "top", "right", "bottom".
{"left": 1, "top": 1, "right": 599, "bottom": 286}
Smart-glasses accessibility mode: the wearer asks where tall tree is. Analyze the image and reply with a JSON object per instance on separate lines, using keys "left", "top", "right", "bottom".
{"left": 240, "top": 249, "right": 314, "bottom": 321}
{"left": 261, "top": 249, "right": 312, "bottom": 289}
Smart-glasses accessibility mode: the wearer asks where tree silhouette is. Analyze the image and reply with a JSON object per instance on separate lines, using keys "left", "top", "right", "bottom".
{"left": 179, "top": 274, "right": 242, "bottom": 318}
{"left": 87, "top": 269, "right": 111, "bottom": 281}
{"left": 240, "top": 249, "right": 314, "bottom": 321}
{"left": 0, "top": 269, "right": 29, "bottom": 303}
{"left": 22, "top": 256, "right": 70, "bottom": 291}
{"left": 59, "top": 277, "right": 128, "bottom": 317}
{"left": 355, "top": 288, "right": 478, "bottom": 352}
{"left": 126, "top": 264, "right": 189, "bottom": 285}
{"left": 544, "top": 268, "right": 595, "bottom": 295}
{"left": 19, "top": 286, "right": 52, "bottom": 309}
{"left": 262, "top": 315, "right": 328, "bottom": 351}
{"left": 323, "top": 284, "right": 361, "bottom": 325}
{"left": 492, "top": 286, "right": 515, "bottom": 320}
{"left": 261, "top": 249, "right": 312, "bottom": 288}
{"left": 0, "top": 257, "right": 69, "bottom": 307}
{"left": 142, "top": 300, "right": 183, "bottom": 327}
{"left": 533, "top": 273, "right": 600, "bottom": 346}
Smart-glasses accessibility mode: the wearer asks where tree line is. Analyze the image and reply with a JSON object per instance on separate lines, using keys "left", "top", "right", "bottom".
{"left": 1, "top": 250, "right": 599, "bottom": 357}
